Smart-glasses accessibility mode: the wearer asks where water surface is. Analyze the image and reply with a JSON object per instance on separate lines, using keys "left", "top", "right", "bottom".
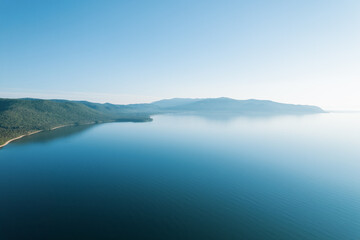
{"left": 1, "top": 113, "right": 360, "bottom": 239}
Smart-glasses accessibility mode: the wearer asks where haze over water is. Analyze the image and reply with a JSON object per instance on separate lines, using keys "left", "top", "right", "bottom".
{"left": 1, "top": 113, "right": 360, "bottom": 239}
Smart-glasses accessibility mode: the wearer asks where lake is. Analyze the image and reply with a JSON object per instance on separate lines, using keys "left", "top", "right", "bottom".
{"left": 1, "top": 113, "right": 360, "bottom": 240}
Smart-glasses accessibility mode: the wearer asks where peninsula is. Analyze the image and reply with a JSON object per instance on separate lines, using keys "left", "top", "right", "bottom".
{"left": 0, "top": 97, "right": 325, "bottom": 147}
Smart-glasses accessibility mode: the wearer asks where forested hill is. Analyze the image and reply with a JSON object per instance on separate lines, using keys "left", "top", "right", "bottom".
{"left": 0, "top": 98, "right": 151, "bottom": 146}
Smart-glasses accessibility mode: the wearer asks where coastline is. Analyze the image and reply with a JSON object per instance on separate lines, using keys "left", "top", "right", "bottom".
{"left": 0, "top": 130, "right": 43, "bottom": 149}
{"left": 0, "top": 123, "right": 91, "bottom": 149}
{"left": 0, "top": 118, "right": 152, "bottom": 149}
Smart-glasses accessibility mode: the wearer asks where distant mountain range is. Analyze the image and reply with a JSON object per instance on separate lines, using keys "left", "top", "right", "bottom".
{"left": 0, "top": 97, "right": 325, "bottom": 146}
{"left": 150, "top": 97, "right": 325, "bottom": 114}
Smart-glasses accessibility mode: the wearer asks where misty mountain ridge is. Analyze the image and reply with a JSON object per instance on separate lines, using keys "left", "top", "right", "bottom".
{"left": 151, "top": 97, "right": 325, "bottom": 114}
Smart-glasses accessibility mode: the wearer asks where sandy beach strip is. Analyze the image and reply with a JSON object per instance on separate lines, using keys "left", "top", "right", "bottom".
{"left": 0, "top": 130, "right": 43, "bottom": 149}
{"left": 0, "top": 122, "right": 99, "bottom": 149}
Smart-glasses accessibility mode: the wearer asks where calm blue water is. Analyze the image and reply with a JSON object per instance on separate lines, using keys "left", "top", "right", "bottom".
{"left": 1, "top": 113, "right": 360, "bottom": 240}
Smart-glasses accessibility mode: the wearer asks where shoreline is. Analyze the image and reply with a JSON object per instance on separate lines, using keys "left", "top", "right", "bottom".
{"left": 0, "top": 130, "right": 43, "bottom": 149}
{"left": 0, "top": 122, "right": 93, "bottom": 149}
{"left": 0, "top": 117, "right": 152, "bottom": 149}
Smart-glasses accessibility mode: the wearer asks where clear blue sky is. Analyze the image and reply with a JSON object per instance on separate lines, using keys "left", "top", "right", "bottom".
{"left": 1, "top": 0, "right": 359, "bottom": 109}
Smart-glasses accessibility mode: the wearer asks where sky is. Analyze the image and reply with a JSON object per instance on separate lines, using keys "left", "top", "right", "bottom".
{"left": 1, "top": 0, "right": 360, "bottom": 110}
